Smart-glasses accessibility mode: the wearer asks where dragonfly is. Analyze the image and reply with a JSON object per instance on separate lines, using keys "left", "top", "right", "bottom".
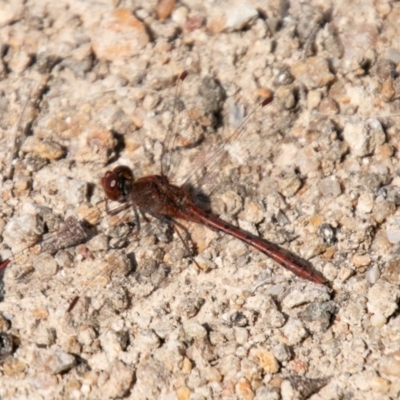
{"left": 98, "top": 73, "right": 325, "bottom": 286}
{"left": 0, "top": 72, "right": 325, "bottom": 310}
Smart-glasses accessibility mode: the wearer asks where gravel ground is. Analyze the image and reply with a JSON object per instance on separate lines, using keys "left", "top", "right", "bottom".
{"left": 0, "top": 0, "right": 400, "bottom": 399}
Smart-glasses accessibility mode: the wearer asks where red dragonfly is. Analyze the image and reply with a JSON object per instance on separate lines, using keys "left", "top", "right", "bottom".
{"left": 0, "top": 73, "right": 325, "bottom": 302}
{"left": 98, "top": 74, "right": 325, "bottom": 285}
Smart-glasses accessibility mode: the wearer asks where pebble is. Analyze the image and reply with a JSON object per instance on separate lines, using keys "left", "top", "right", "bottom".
{"left": 277, "top": 169, "right": 302, "bottom": 198}
{"left": 0, "top": 332, "right": 14, "bottom": 359}
{"left": 356, "top": 194, "right": 374, "bottom": 216}
{"left": 367, "top": 281, "right": 400, "bottom": 318}
{"left": 177, "top": 297, "right": 205, "bottom": 318}
{"left": 291, "top": 57, "right": 335, "bottom": 89}
{"left": 318, "top": 176, "right": 341, "bottom": 197}
{"left": 241, "top": 199, "right": 264, "bottom": 224}
{"left": 370, "top": 312, "right": 387, "bottom": 327}
{"left": 26, "top": 347, "right": 76, "bottom": 374}
{"left": 282, "top": 319, "right": 308, "bottom": 345}
{"left": 373, "top": 200, "right": 396, "bottom": 224}
{"left": 91, "top": 9, "right": 149, "bottom": 61}
{"left": 383, "top": 258, "right": 400, "bottom": 284}
{"left": 282, "top": 287, "right": 330, "bottom": 309}
{"left": 235, "top": 377, "right": 254, "bottom": 400}
{"left": 249, "top": 347, "right": 279, "bottom": 374}
{"left": 301, "top": 302, "right": 335, "bottom": 333}
{"left": 240, "top": 358, "right": 261, "bottom": 382}
{"left": 307, "top": 90, "right": 322, "bottom": 109}
{"left": 379, "top": 350, "right": 400, "bottom": 378}
{"left": 3, "top": 214, "right": 44, "bottom": 253}
{"left": 21, "top": 136, "right": 65, "bottom": 160}
{"left": 352, "top": 254, "right": 371, "bottom": 268}
{"left": 366, "top": 265, "right": 380, "bottom": 284}
{"left": 156, "top": 0, "right": 176, "bottom": 22}
{"left": 70, "top": 127, "right": 116, "bottom": 164}
{"left": 207, "top": 4, "right": 258, "bottom": 33}
{"left": 56, "top": 176, "right": 88, "bottom": 205}
{"left": 183, "top": 322, "right": 207, "bottom": 340}
{"left": 9, "top": 50, "right": 32, "bottom": 74}
{"left": 0, "top": 1, "right": 23, "bottom": 27}
{"left": 101, "top": 361, "right": 134, "bottom": 399}
{"left": 2, "top": 359, "right": 26, "bottom": 377}
{"left": 33, "top": 253, "right": 58, "bottom": 277}
{"left": 343, "top": 119, "right": 386, "bottom": 157}
{"left": 272, "top": 342, "right": 291, "bottom": 362}
{"left": 99, "top": 330, "right": 123, "bottom": 363}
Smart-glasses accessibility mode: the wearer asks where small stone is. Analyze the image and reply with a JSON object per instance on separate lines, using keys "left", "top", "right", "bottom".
{"left": 366, "top": 265, "right": 380, "bottom": 284}
{"left": 241, "top": 199, "right": 264, "bottom": 224}
{"left": 307, "top": 90, "right": 321, "bottom": 109}
{"left": 183, "top": 322, "right": 207, "bottom": 340}
{"left": 337, "top": 266, "right": 355, "bottom": 281}
{"left": 373, "top": 200, "right": 396, "bottom": 224}
{"left": 0, "top": 314, "right": 10, "bottom": 331}
{"left": 156, "top": 0, "right": 176, "bottom": 21}
{"left": 56, "top": 176, "right": 88, "bottom": 205}
{"left": 367, "top": 281, "right": 400, "bottom": 318}
{"left": 370, "top": 312, "right": 387, "bottom": 327}
{"left": 235, "top": 377, "right": 254, "bottom": 400}
{"left": 100, "top": 330, "right": 123, "bottom": 363}
{"left": 92, "top": 9, "right": 149, "bottom": 61}
{"left": 33, "top": 253, "right": 58, "bottom": 277}
{"left": 275, "top": 86, "right": 296, "bottom": 109}
{"left": 317, "top": 97, "right": 339, "bottom": 115}
{"left": 136, "top": 329, "right": 161, "bottom": 351}
{"left": 3, "top": 214, "right": 44, "bottom": 253}
{"left": 282, "top": 287, "right": 330, "bottom": 309}
{"left": 343, "top": 119, "right": 385, "bottom": 157}
{"left": 176, "top": 386, "right": 192, "bottom": 400}
{"left": 386, "top": 228, "right": 400, "bottom": 244}
{"left": 21, "top": 137, "right": 65, "bottom": 160}
{"left": 381, "top": 78, "right": 395, "bottom": 102}
{"left": 207, "top": 4, "right": 258, "bottom": 33}
{"left": 13, "top": 174, "right": 31, "bottom": 195}
{"left": 0, "top": 1, "right": 23, "bottom": 27}
{"left": 282, "top": 319, "right": 308, "bottom": 345}
{"left": 202, "top": 366, "right": 222, "bottom": 382}
{"left": 272, "top": 343, "right": 291, "bottom": 362}
{"left": 27, "top": 347, "right": 76, "bottom": 374}
{"left": 2, "top": 359, "right": 26, "bottom": 377}
{"left": 383, "top": 258, "right": 400, "bottom": 284}
{"left": 318, "top": 176, "right": 341, "bottom": 197}
{"left": 369, "top": 376, "right": 391, "bottom": 394}
{"left": 352, "top": 254, "right": 371, "bottom": 268}
{"left": 278, "top": 169, "right": 302, "bottom": 197}
{"left": 356, "top": 193, "right": 374, "bottom": 214}
{"left": 379, "top": 351, "right": 400, "bottom": 378}
{"left": 102, "top": 361, "right": 134, "bottom": 398}
{"left": 177, "top": 297, "right": 205, "bottom": 318}
{"left": 70, "top": 126, "right": 116, "bottom": 164}
{"left": 250, "top": 348, "right": 279, "bottom": 374}
{"left": 291, "top": 57, "right": 335, "bottom": 89}
{"left": 78, "top": 326, "right": 97, "bottom": 347}
{"left": 9, "top": 50, "right": 32, "bottom": 74}
{"left": 300, "top": 302, "right": 335, "bottom": 333}
{"left": 193, "top": 255, "right": 216, "bottom": 272}
{"left": 0, "top": 332, "right": 14, "bottom": 359}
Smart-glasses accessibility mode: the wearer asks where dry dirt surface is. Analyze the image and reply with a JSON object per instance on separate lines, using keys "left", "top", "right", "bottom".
{"left": 0, "top": 0, "right": 400, "bottom": 399}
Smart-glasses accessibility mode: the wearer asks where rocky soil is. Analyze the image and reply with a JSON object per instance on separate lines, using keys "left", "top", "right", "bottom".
{"left": 0, "top": 0, "right": 400, "bottom": 399}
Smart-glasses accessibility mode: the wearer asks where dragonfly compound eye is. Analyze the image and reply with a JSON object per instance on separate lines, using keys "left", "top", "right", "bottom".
{"left": 101, "top": 166, "right": 133, "bottom": 203}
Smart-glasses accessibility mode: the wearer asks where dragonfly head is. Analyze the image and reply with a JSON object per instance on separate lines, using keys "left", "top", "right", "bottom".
{"left": 101, "top": 165, "right": 133, "bottom": 203}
